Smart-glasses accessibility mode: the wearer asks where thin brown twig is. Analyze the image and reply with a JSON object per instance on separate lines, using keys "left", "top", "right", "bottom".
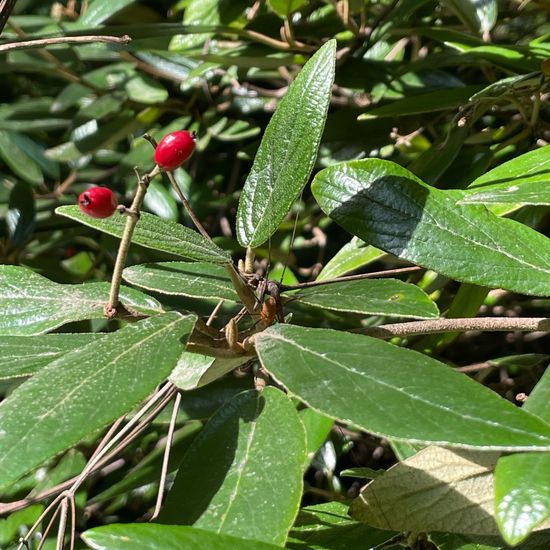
{"left": 151, "top": 391, "right": 181, "bottom": 520}
{"left": 280, "top": 266, "right": 423, "bottom": 291}
{"left": 0, "top": 33, "right": 131, "bottom": 53}
{"left": 354, "top": 317, "right": 550, "bottom": 339}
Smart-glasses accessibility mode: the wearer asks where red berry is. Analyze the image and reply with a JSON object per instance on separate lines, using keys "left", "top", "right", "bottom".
{"left": 78, "top": 187, "right": 118, "bottom": 218}
{"left": 154, "top": 130, "right": 196, "bottom": 171}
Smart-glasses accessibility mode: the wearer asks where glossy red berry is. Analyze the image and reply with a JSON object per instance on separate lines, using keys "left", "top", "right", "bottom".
{"left": 154, "top": 130, "right": 196, "bottom": 171}
{"left": 78, "top": 187, "right": 118, "bottom": 218}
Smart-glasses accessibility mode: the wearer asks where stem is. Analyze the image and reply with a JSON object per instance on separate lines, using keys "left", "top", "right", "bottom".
{"left": 106, "top": 164, "right": 159, "bottom": 315}
{"left": 164, "top": 169, "right": 213, "bottom": 241}
{"left": 0, "top": 34, "right": 131, "bottom": 53}
{"left": 55, "top": 498, "right": 68, "bottom": 550}
{"left": 280, "top": 266, "right": 422, "bottom": 291}
{"left": 354, "top": 317, "right": 550, "bottom": 339}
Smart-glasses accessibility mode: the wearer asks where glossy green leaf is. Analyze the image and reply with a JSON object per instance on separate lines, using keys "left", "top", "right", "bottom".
{"left": 143, "top": 180, "right": 179, "bottom": 220}
{"left": 268, "top": 0, "right": 307, "bottom": 17}
{"left": 125, "top": 74, "right": 169, "bottom": 104}
{"left": 350, "top": 446, "right": 502, "bottom": 536}
{"left": 0, "top": 265, "right": 162, "bottom": 335}
{"left": 312, "top": 159, "right": 550, "bottom": 296}
{"left": 0, "top": 313, "right": 196, "bottom": 487}
{"left": 56, "top": 205, "right": 231, "bottom": 264}
{"left": 359, "top": 86, "right": 482, "bottom": 119}
{"left": 0, "top": 333, "right": 102, "bottom": 380}
{"left": 316, "top": 238, "right": 385, "bottom": 281}
{"left": 159, "top": 387, "right": 306, "bottom": 545}
{"left": 0, "top": 129, "right": 43, "bottom": 185}
{"left": 299, "top": 408, "right": 333, "bottom": 464}
{"left": 442, "top": 0, "right": 497, "bottom": 33}
{"left": 122, "top": 262, "right": 238, "bottom": 301}
{"left": 80, "top": 0, "right": 138, "bottom": 25}
{"left": 291, "top": 278, "right": 439, "bottom": 319}
{"left": 7, "top": 180, "right": 35, "bottom": 248}
{"left": 255, "top": 325, "right": 550, "bottom": 450}
{"left": 236, "top": 40, "right": 336, "bottom": 247}
{"left": 169, "top": 351, "right": 250, "bottom": 390}
{"left": 287, "top": 502, "right": 394, "bottom": 550}
{"left": 494, "top": 453, "right": 550, "bottom": 545}
{"left": 82, "top": 524, "right": 281, "bottom": 550}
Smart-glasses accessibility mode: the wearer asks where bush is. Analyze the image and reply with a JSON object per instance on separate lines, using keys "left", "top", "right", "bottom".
{"left": 0, "top": 1, "right": 550, "bottom": 548}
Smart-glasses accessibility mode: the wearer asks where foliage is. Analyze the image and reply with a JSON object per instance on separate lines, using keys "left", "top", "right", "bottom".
{"left": 1, "top": 1, "right": 550, "bottom": 549}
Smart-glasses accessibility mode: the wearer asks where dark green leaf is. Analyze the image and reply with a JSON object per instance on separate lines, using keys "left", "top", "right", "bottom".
{"left": 7, "top": 180, "right": 35, "bottom": 248}
{"left": 0, "top": 130, "right": 43, "bottom": 185}
{"left": 143, "top": 180, "right": 179, "bottom": 221}
{"left": 255, "top": 325, "right": 550, "bottom": 449}
{"left": 291, "top": 278, "right": 439, "bottom": 319}
{"left": 80, "top": 0, "right": 138, "bottom": 25}
{"left": 312, "top": 159, "right": 550, "bottom": 296}
{"left": 0, "top": 333, "right": 102, "bottom": 380}
{"left": 0, "top": 313, "right": 196, "bottom": 487}
{"left": 159, "top": 388, "right": 306, "bottom": 545}
{"left": 123, "top": 262, "right": 238, "bottom": 301}
{"left": 524, "top": 367, "right": 550, "bottom": 423}
{"left": 82, "top": 524, "right": 281, "bottom": 550}
{"left": 287, "top": 502, "right": 394, "bottom": 550}
{"left": 236, "top": 40, "right": 336, "bottom": 247}
{"left": 56, "top": 205, "right": 231, "bottom": 264}
{"left": 0, "top": 265, "right": 163, "bottom": 335}
{"left": 359, "top": 86, "right": 482, "bottom": 119}
{"left": 268, "top": 0, "right": 307, "bottom": 17}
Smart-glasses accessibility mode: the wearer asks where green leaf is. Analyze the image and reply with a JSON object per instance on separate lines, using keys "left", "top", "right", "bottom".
{"left": 125, "top": 74, "right": 169, "bottom": 104}
{"left": 442, "top": 0, "right": 498, "bottom": 34}
{"left": 358, "top": 86, "right": 482, "bottom": 119}
{"left": 0, "top": 333, "right": 102, "bottom": 380}
{"left": 0, "top": 265, "right": 162, "bottom": 335}
{"left": 123, "top": 262, "right": 239, "bottom": 301}
{"left": 299, "top": 408, "right": 333, "bottom": 464}
{"left": 56, "top": 205, "right": 231, "bottom": 265}
{"left": 82, "top": 524, "right": 282, "bottom": 550}
{"left": 523, "top": 367, "right": 550, "bottom": 423}
{"left": 268, "top": 0, "right": 307, "bottom": 17}
{"left": 80, "top": 0, "right": 138, "bottom": 25}
{"left": 288, "top": 502, "right": 394, "bottom": 550}
{"left": 236, "top": 40, "right": 336, "bottom": 248}
{"left": 0, "top": 313, "right": 196, "bottom": 487}
{"left": 350, "top": 446, "right": 502, "bottom": 536}
{"left": 316, "top": 238, "right": 385, "bottom": 281}
{"left": 494, "top": 453, "right": 550, "bottom": 545}
{"left": 7, "top": 180, "right": 35, "bottom": 248}
{"left": 312, "top": 159, "right": 550, "bottom": 296}
{"left": 255, "top": 325, "right": 550, "bottom": 450}
{"left": 143, "top": 180, "right": 179, "bottom": 221}
{"left": 159, "top": 387, "right": 306, "bottom": 545}
{"left": 291, "top": 278, "right": 439, "bottom": 319}
{"left": 0, "top": 130, "right": 43, "bottom": 185}
{"left": 169, "top": 351, "right": 249, "bottom": 390}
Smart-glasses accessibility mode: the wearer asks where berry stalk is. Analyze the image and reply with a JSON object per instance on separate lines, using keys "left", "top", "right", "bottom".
{"left": 105, "top": 164, "right": 160, "bottom": 317}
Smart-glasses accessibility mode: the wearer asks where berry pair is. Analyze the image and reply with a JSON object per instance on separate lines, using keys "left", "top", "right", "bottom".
{"left": 78, "top": 130, "right": 196, "bottom": 218}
